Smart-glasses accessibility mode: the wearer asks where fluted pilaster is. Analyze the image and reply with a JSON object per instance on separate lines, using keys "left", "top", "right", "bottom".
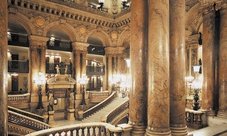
{"left": 129, "top": 0, "right": 148, "bottom": 135}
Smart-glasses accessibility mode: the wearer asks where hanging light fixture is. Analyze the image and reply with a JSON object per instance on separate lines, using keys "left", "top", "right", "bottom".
{"left": 192, "top": 65, "right": 201, "bottom": 73}
{"left": 122, "top": 0, "right": 129, "bottom": 9}
{"left": 98, "top": 0, "right": 104, "bottom": 10}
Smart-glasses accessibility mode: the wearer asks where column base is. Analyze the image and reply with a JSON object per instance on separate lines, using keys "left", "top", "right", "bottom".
{"left": 145, "top": 129, "right": 171, "bottom": 136}
{"left": 217, "top": 111, "right": 227, "bottom": 118}
{"left": 131, "top": 125, "right": 146, "bottom": 136}
{"left": 170, "top": 126, "right": 188, "bottom": 136}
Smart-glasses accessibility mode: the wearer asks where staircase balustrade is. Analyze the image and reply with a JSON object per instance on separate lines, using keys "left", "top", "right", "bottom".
{"left": 104, "top": 100, "right": 129, "bottom": 123}
{"left": 25, "top": 122, "right": 124, "bottom": 136}
{"left": 8, "top": 106, "right": 45, "bottom": 122}
{"left": 8, "top": 93, "right": 30, "bottom": 109}
{"left": 83, "top": 92, "right": 116, "bottom": 119}
{"left": 8, "top": 110, "right": 50, "bottom": 131}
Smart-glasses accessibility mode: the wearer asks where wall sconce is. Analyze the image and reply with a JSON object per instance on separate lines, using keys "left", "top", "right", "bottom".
{"left": 192, "top": 65, "right": 201, "bottom": 73}
{"left": 122, "top": 0, "right": 129, "bottom": 10}
{"left": 124, "top": 58, "right": 130, "bottom": 68}
{"left": 98, "top": 0, "right": 104, "bottom": 10}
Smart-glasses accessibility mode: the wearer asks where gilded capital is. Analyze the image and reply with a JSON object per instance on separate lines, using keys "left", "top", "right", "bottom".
{"left": 72, "top": 42, "right": 89, "bottom": 51}
{"left": 28, "top": 35, "right": 49, "bottom": 49}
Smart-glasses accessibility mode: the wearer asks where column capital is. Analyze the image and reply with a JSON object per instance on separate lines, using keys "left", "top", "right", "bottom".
{"left": 105, "top": 46, "right": 125, "bottom": 55}
{"left": 72, "top": 42, "right": 89, "bottom": 51}
{"left": 28, "top": 35, "right": 49, "bottom": 49}
{"left": 188, "top": 33, "right": 200, "bottom": 45}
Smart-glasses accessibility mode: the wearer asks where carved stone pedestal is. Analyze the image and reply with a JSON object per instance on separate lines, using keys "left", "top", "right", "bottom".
{"left": 185, "top": 109, "right": 208, "bottom": 129}
{"left": 48, "top": 111, "right": 58, "bottom": 127}
{"left": 78, "top": 110, "right": 84, "bottom": 120}
{"left": 117, "top": 124, "right": 132, "bottom": 136}
{"left": 67, "top": 108, "right": 75, "bottom": 120}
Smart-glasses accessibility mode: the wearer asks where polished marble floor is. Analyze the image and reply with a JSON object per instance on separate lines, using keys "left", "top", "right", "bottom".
{"left": 188, "top": 116, "right": 227, "bottom": 136}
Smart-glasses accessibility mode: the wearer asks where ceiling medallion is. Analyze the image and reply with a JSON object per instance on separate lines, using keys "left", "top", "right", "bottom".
{"left": 79, "top": 26, "right": 86, "bottom": 34}
{"left": 111, "top": 31, "right": 118, "bottom": 39}
{"left": 35, "top": 16, "right": 45, "bottom": 27}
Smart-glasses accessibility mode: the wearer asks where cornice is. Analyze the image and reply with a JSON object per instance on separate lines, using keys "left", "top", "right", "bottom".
{"left": 8, "top": 0, "right": 131, "bottom": 29}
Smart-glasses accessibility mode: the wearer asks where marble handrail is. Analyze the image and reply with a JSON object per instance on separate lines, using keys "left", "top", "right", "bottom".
{"left": 83, "top": 92, "right": 116, "bottom": 119}
{"left": 25, "top": 122, "right": 123, "bottom": 136}
{"left": 8, "top": 110, "right": 50, "bottom": 131}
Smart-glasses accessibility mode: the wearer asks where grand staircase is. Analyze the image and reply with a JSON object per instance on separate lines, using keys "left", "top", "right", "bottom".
{"left": 82, "top": 96, "right": 129, "bottom": 123}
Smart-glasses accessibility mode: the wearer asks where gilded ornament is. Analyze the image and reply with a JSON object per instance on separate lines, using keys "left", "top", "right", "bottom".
{"left": 79, "top": 26, "right": 86, "bottom": 34}
{"left": 35, "top": 16, "right": 45, "bottom": 26}
{"left": 111, "top": 31, "right": 118, "bottom": 39}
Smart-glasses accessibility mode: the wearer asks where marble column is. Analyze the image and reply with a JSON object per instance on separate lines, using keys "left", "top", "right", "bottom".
{"left": 72, "top": 42, "right": 89, "bottom": 94}
{"left": 0, "top": 0, "right": 8, "bottom": 134}
{"left": 28, "top": 35, "right": 49, "bottom": 112}
{"left": 129, "top": 0, "right": 147, "bottom": 135}
{"left": 81, "top": 51, "right": 87, "bottom": 75}
{"left": 218, "top": 4, "right": 227, "bottom": 117}
{"left": 202, "top": 7, "right": 216, "bottom": 112}
{"left": 146, "top": 0, "right": 171, "bottom": 135}
{"left": 107, "top": 55, "right": 113, "bottom": 94}
{"left": 169, "top": 0, "right": 187, "bottom": 135}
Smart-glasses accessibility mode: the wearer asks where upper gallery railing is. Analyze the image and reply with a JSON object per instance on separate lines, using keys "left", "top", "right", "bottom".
{"left": 86, "top": 65, "right": 105, "bottom": 76}
{"left": 8, "top": 60, "right": 29, "bottom": 73}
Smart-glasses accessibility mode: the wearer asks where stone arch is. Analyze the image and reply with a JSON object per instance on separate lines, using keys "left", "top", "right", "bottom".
{"left": 117, "top": 29, "right": 130, "bottom": 47}
{"left": 186, "top": 3, "right": 203, "bottom": 34}
{"left": 43, "top": 21, "right": 77, "bottom": 41}
{"left": 85, "top": 29, "right": 111, "bottom": 47}
{"left": 8, "top": 12, "right": 35, "bottom": 35}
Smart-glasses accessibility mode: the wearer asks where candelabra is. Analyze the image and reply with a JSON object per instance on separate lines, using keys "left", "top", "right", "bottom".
{"left": 79, "top": 74, "right": 89, "bottom": 105}
{"left": 34, "top": 72, "right": 46, "bottom": 109}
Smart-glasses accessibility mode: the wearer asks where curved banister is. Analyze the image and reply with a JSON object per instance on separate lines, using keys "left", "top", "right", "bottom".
{"left": 83, "top": 92, "right": 116, "bottom": 119}
{"left": 101, "top": 99, "right": 129, "bottom": 123}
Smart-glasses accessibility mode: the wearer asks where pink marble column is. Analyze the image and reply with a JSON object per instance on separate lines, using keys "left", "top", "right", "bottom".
{"left": 218, "top": 4, "right": 227, "bottom": 117}
{"left": 28, "top": 35, "right": 49, "bottom": 111}
{"left": 169, "top": 0, "right": 187, "bottom": 135}
{"left": 202, "top": 7, "right": 216, "bottom": 111}
{"left": 146, "top": 0, "right": 171, "bottom": 135}
{"left": 0, "top": 0, "right": 8, "bottom": 134}
{"left": 81, "top": 51, "right": 87, "bottom": 75}
{"left": 129, "top": 0, "right": 147, "bottom": 135}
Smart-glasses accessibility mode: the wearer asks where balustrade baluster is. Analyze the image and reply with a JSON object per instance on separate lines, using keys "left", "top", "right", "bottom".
{"left": 92, "top": 126, "right": 96, "bottom": 136}
{"left": 87, "top": 127, "right": 91, "bottom": 136}
{"left": 81, "top": 128, "right": 85, "bottom": 136}
{"left": 76, "top": 128, "right": 80, "bottom": 136}
{"left": 97, "top": 126, "right": 101, "bottom": 136}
